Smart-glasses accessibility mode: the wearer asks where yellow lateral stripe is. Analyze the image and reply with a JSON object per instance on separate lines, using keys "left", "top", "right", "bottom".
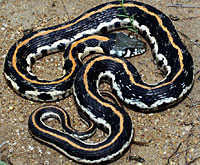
{"left": 100, "top": 90, "right": 123, "bottom": 108}
{"left": 123, "top": 4, "right": 183, "bottom": 89}
{"left": 86, "top": 55, "right": 180, "bottom": 90}
{"left": 50, "top": 106, "right": 94, "bottom": 132}
{"left": 83, "top": 57, "right": 125, "bottom": 149}
{"left": 33, "top": 108, "right": 89, "bottom": 150}
{"left": 12, "top": 35, "right": 108, "bottom": 85}
{"left": 12, "top": 4, "right": 120, "bottom": 85}
{"left": 12, "top": 3, "right": 183, "bottom": 88}
{"left": 32, "top": 103, "right": 122, "bottom": 151}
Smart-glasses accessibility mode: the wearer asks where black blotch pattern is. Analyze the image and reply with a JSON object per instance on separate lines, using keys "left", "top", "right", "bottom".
{"left": 114, "top": 22, "right": 121, "bottom": 28}
{"left": 57, "top": 43, "right": 66, "bottom": 50}
{"left": 31, "top": 57, "right": 35, "bottom": 65}
{"left": 89, "top": 51, "right": 96, "bottom": 54}
{"left": 149, "top": 41, "right": 155, "bottom": 50}
{"left": 20, "top": 58, "right": 29, "bottom": 69}
{"left": 38, "top": 93, "right": 52, "bottom": 101}
{"left": 141, "top": 30, "right": 147, "bottom": 39}
{"left": 76, "top": 43, "right": 86, "bottom": 54}
{"left": 100, "top": 26, "right": 108, "bottom": 33}
{"left": 157, "top": 60, "right": 164, "bottom": 68}
{"left": 63, "top": 59, "right": 73, "bottom": 74}
{"left": 18, "top": 85, "right": 35, "bottom": 94}
{"left": 41, "top": 49, "right": 47, "bottom": 55}
{"left": 127, "top": 22, "right": 132, "bottom": 27}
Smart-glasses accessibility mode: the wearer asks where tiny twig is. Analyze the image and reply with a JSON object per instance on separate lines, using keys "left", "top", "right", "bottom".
{"left": 170, "top": 15, "right": 200, "bottom": 21}
{"left": 178, "top": 30, "right": 200, "bottom": 48}
{"left": 0, "top": 141, "right": 8, "bottom": 154}
{"left": 180, "top": 16, "right": 200, "bottom": 21}
{"left": 189, "top": 101, "right": 200, "bottom": 108}
{"left": 132, "top": 139, "right": 152, "bottom": 146}
{"left": 186, "top": 155, "right": 200, "bottom": 165}
{"left": 167, "top": 4, "right": 200, "bottom": 8}
{"left": 166, "top": 143, "right": 182, "bottom": 165}
{"left": 0, "top": 141, "right": 8, "bottom": 149}
{"left": 173, "top": 146, "right": 192, "bottom": 158}
{"left": 182, "top": 124, "right": 196, "bottom": 164}
{"left": 195, "top": 70, "right": 200, "bottom": 76}
{"left": 187, "top": 95, "right": 200, "bottom": 110}
{"left": 128, "top": 143, "right": 145, "bottom": 162}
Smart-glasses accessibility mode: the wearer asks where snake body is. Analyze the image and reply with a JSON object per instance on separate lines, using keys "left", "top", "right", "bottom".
{"left": 4, "top": 1, "right": 194, "bottom": 164}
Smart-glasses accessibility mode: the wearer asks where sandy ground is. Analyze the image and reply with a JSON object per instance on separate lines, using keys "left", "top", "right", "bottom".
{"left": 0, "top": 0, "right": 200, "bottom": 164}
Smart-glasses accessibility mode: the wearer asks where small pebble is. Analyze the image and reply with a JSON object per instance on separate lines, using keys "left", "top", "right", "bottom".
{"left": 19, "top": 116, "right": 24, "bottom": 122}
{"left": 28, "top": 145, "right": 35, "bottom": 151}
{"left": 9, "top": 106, "right": 14, "bottom": 110}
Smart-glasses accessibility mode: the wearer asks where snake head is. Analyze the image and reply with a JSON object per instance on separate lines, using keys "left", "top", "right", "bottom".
{"left": 106, "top": 32, "right": 146, "bottom": 58}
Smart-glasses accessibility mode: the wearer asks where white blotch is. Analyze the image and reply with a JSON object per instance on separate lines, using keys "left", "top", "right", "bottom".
{"left": 79, "top": 47, "right": 104, "bottom": 61}
{"left": 37, "top": 45, "right": 50, "bottom": 54}
{"left": 4, "top": 74, "right": 20, "bottom": 91}
{"left": 51, "top": 39, "right": 68, "bottom": 49}
{"left": 124, "top": 49, "right": 131, "bottom": 57}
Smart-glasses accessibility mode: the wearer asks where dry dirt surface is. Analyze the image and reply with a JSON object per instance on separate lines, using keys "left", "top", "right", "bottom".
{"left": 0, "top": 0, "right": 200, "bottom": 164}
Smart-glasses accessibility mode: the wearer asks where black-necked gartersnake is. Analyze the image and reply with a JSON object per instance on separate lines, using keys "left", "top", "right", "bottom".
{"left": 4, "top": 1, "right": 194, "bottom": 164}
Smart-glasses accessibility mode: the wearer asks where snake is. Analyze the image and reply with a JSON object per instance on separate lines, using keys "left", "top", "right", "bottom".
{"left": 4, "top": 1, "right": 194, "bottom": 164}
